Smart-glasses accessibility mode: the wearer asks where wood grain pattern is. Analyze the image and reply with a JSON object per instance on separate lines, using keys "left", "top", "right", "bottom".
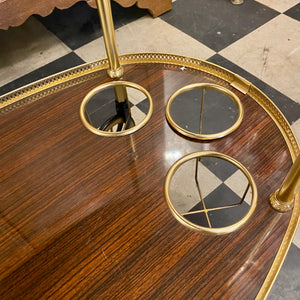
{"left": 0, "top": 62, "right": 293, "bottom": 299}
{"left": 0, "top": 0, "right": 172, "bottom": 30}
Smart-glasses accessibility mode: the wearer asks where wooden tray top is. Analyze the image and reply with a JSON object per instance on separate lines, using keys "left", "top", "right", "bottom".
{"left": 0, "top": 54, "right": 299, "bottom": 299}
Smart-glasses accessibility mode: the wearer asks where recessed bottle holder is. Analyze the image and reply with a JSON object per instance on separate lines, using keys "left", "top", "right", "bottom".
{"left": 80, "top": 81, "right": 153, "bottom": 137}
{"left": 164, "top": 151, "right": 258, "bottom": 235}
{"left": 165, "top": 83, "right": 244, "bottom": 140}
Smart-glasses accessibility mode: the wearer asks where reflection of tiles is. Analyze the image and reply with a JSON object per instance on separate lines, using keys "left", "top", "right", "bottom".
{"left": 136, "top": 98, "right": 150, "bottom": 115}
{"left": 169, "top": 159, "right": 222, "bottom": 214}
{"left": 185, "top": 184, "right": 250, "bottom": 228}
{"left": 225, "top": 169, "right": 252, "bottom": 205}
{"left": 170, "top": 88, "right": 239, "bottom": 135}
{"left": 204, "top": 183, "right": 245, "bottom": 209}
{"left": 220, "top": 14, "right": 300, "bottom": 102}
{"left": 84, "top": 86, "right": 148, "bottom": 129}
{"left": 169, "top": 156, "right": 253, "bottom": 228}
{"left": 129, "top": 106, "right": 146, "bottom": 125}
{"left": 200, "top": 156, "right": 238, "bottom": 182}
{"left": 127, "top": 87, "right": 147, "bottom": 105}
{"left": 86, "top": 102, "right": 147, "bottom": 130}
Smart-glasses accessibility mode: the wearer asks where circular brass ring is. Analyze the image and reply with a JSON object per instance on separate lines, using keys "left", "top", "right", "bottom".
{"left": 164, "top": 151, "right": 257, "bottom": 235}
{"left": 80, "top": 81, "right": 153, "bottom": 137}
{"left": 165, "top": 83, "right": 244, "bottom": 140}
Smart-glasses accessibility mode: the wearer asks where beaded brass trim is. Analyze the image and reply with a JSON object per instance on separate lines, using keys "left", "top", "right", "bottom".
{"left": 269, "top": 190, "right": 294, "bottom": 213}
{"left": 0, "top": 53, "right": 299, "bottom": 298}
{"left": 256, "top": 194, "right": 300, "bottom": 300}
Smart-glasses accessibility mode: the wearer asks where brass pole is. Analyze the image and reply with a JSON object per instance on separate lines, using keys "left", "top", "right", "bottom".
{"left": 95, "top": 0, "right": 123, "bottom": 79}
{"left": 95, "top": 0, "right": 127, "bottom": 104}
{"left": 270, "top": 155, "right": 300, "bottom": 212}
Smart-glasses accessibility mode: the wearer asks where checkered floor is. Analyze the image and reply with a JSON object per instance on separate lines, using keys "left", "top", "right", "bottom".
{"left": 0, "top": 0, "right": 299, "bottom": 298}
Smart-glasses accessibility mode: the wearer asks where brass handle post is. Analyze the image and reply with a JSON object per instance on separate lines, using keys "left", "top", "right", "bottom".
{"left": 270, "top": 155, "right": 300, "bottom": 212}
{"left": 95, "top": 0, "right": 123, "bottom": 79}
{"left": 95, "top": 0, "right": 127, "bottom": 103}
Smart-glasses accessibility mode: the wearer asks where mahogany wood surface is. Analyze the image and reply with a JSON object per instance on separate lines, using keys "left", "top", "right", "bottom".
{"left": 0, "top": 62, "right": 293, "bottom": 299}
{"left": 0, "top": 0, "right": 172, "bottom": 30}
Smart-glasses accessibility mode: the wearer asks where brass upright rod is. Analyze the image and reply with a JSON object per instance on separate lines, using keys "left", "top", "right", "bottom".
{"left": 270, "top": 155, "right": 300, "bottom": 212}
{"left": 95, "top": 0, "right": 123, "bottom": 79}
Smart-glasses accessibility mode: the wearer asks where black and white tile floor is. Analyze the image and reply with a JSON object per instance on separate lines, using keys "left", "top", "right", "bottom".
{"left": 0, "top": 0, "right": 299, "bottom": 298}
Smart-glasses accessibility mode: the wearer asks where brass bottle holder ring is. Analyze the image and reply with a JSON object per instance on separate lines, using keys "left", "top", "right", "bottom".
{"left": 80, "top": 81, "right": 153, "bottom": 137}
{"left": 164, "top": 151, "right": 258, "bottom": 235}
{"left": 165, "top": 83, "right": 244, "bottom": 140}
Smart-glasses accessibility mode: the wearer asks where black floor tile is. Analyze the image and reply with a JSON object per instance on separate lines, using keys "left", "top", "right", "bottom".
{"left": 200, "top": 156, "right": 238, "bottom": 181}
{"left": 161, "top": 0, "right": 278, "bottom": 52}
{"left": 36, "top": 1, "right": 146, "bottom": 50}
{"left": 0, "top": 52, "right": 84, "bottom": 96}
{"left": 268, "top": 243, "right": 300, "bottom": 300}
{"left": 208, "top": 54, "right": 300, "bottom": 124}
{"left": 284, "top": 3, "right": 300, "bottom": 22}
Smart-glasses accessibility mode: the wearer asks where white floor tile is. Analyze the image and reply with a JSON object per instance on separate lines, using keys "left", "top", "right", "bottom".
{"left": 75, "top": 15, "right": 215, "bottom": 63}
{"left": 0, "top": 17, "right": 71, "bottom": 87}
{"left": 255, "top": 0, "right": 299, "bottom": 13}
{"left": 291, "top": 118, "right": 300, "bottom": 145}
{"left": 288, "top": 120, "right": 299, "bottom": 248}
{"left": 220, "top": 14, "right": 300, "bottom": 103}
{"left": 293, "top": 221, "right": 300, "bottom": 249}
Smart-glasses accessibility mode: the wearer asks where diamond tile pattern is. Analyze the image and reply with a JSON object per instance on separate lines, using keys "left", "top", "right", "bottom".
{"left": 220, "top": 14, "right": 300, "bottom": 102}
{"left": 284, "top": 3, "right": 300, "bottom": 21}
{"left": 1, "top": 0, "right": 299, "bottom": 297}
{"left": 256, "top": 0, "right": 299, "bottom": 13}
{"left": 0, "top": 52, "right": 84, "bottom": 96}
{"left": 208, "top": 54, "right": 300, "bottom": 124}
{"left": 161, "top": 0, "right": 279, "bottom": 52}
{"left": 37, "top": 1, "right": 146, "bottom": 50}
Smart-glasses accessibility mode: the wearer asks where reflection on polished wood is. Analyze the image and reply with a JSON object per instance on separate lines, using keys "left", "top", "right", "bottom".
{"left": 0, "top": 57, "right": 298, "bottom": 299}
